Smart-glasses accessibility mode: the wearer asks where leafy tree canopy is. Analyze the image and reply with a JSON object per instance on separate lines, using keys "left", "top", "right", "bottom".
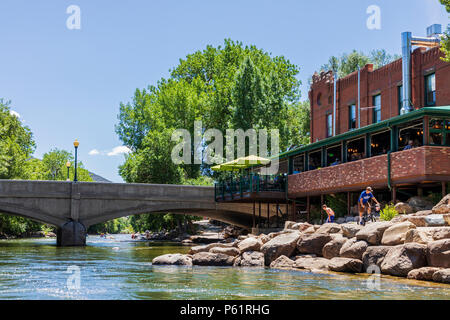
{"left": 440, "top": 0, "right": 450, "bottom": 62}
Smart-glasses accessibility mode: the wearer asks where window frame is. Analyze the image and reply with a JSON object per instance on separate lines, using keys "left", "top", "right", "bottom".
{"left": 372, "top": 94, "right": 381, "bottom": 124}
{"left": 425, "top": 73, "right": 436, "bottom": 107}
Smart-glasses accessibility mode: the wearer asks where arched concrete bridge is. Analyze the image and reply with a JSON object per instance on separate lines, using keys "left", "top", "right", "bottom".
{"left": 0, "top": 180, "right": 256, "bottom": 246}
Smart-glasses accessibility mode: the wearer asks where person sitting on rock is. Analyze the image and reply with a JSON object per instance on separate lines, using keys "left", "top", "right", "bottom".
{"left": 322, "top": 204, "right": 335, "bottom": 223}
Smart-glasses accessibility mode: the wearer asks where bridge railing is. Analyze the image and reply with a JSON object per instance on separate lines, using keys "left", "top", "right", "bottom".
{"left": 214, "top": 174, "right": 287, "bottom": 202}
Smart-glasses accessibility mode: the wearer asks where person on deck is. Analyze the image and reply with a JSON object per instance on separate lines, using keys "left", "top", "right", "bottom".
{"left": 322, "top": 204, "right": 335, "bottom": 223}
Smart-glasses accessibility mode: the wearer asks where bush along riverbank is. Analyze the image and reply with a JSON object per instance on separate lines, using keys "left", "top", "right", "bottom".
{"left": 152, "top": 194, "right": 450, "bottom": 285}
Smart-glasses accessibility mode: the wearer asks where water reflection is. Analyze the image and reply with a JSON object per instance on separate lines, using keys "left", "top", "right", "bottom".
{"left": 0, "top": 235, "right": 448, "bottom": 300}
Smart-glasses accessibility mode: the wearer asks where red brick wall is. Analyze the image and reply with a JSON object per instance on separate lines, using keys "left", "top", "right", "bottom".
{"left": 288, "top": 146, "right": 450, "bottom": 198}
{"left": 310, "top": 47, "right": 450, "bottom": 143}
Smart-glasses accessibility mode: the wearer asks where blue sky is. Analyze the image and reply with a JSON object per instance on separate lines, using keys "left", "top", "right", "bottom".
{"left": 0, "top": 0, "right": 448, "bottom": 182}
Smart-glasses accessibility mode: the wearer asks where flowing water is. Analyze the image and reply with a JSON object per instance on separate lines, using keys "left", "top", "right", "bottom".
{"left": 0, "top": 234, "right": 449, "bottom": 300}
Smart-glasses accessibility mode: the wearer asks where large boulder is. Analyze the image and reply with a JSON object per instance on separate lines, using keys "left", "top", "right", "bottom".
{"left": 233, "top": 251, "right": 265, "bottom": 267}
{"left": 192, "top": 252, "right": 235, "bottom": 266}
{"left": 428, "top": 226, "right": 450, "bottom": 240}
{"left": 261, "top": 231, "right": 302, "bottom": 266}
{"left": 322, "top": 236, "right": 347, "bottom": 259}
{"left": 269, "top": 255, "right": 295, "bottom": 269}
{"left": 209, "top": 246, "right": 240, "bottom": 256}
{"left": 426, "top": 239, "right": 450, "bottom": 268}
{"left": 362, "top": 246, "right": 393, "bottom": 272}
{"left": 341, "top": 223, "right": 363, "bottom": 238}
{"left": 407, "top": 267, "right": 442, "bottom": 281}
{"left": 237, "top": 237, "right": 262, "bottom": 253}
{"left": 316, "top": 223, "right": 341, "bottom": 234}
{"left": 297, "top": 233, "right": 332, "bottom": 256}
{"left": 291, "top": 222, "right": 313, "bottom": 232}
{"left": 381, "top": 221, "right": 416, "bottom": 245}
{"left": 394, "top": 202, "right": 414, "bottom": 214}
{"left": 380, "top": 243, "right": 427, "bottom": 277}
{"left": 431, "top": 269, "right": 450, "bottom": 284}
{"left": 328, "top": 257, "right": 363, "bottom": 273}
{"left": 432, "top": 194, "right": 450, "bottom": 214}
{"left": 293, "top": 256, "right": 330, "bottom": 272}
{"left": 356, "top": 221, "right": 393, "bottom": 245}
{"left": 284, "top": 221, "right": 296, "bottom": 230}
{"left": 152, "top": 254, "right": 193, "bottom": 266}
{"left": 339, "top": 238, "right": 368, "bottom": 260}
{"left": 407, "top": 196, "right": 434, "bottom": 211}
{"left": 404, "top": 229, "right": 432, "bottom": 244}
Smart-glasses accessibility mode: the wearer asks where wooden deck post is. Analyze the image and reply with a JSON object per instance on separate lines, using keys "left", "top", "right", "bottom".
{"left": 306, "top": 196, "right": 310, "bottom": 223}
{"left": 252, "top": 201, "right": 256, "bottom": 228}
{"left": 320, "top": 194, "right": 324, "bottom": 224}
{"left": 392, "top": 186, "right": 397, "bottom": 204}
{"left": 442, "top": 182, "right": 447, "bottom": 199}
{"left": 347, "top": 192, "right": 351, "bottom": 216}
{"left": 276, "top": 203, "right": 279, "bottom": 228}
{"left": 258, "top": 202, "right": 261, "bottom": 228}
{"left": 267, "top": 203, "right": 270, "bottom": 228}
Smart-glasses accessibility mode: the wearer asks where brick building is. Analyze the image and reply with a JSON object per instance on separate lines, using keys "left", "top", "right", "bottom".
{"left": 215, "top": 30, "right": 450, "bottom": 227}
{"left": 309, "top": 46, "right": 450, "bottom": 143}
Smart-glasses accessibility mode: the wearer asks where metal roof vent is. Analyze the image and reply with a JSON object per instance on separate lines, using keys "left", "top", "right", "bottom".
{"left": 427, "top": 24, "right": 442, "bottom": 38}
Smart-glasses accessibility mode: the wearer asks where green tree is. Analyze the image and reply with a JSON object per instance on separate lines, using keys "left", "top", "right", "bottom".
{"left": 0, "top": 99, "right": 35, "bottom": 179}
{"left": 440, "top": 0, "right": 450, "bottom": 62}
{"left": 319, "top": 49, "right": 400, "bottom": 78}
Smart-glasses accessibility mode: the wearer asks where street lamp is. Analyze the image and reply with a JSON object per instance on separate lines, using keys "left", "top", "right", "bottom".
{"left": 73, "top": 139, "right": 79, "bottom": 182}
{"left": 66, "top": 161, "right": 71, "bottom": 181}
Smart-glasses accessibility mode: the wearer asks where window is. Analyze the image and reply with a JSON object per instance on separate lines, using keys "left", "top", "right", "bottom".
{"left": 398, "top": 85, "right": 403, "bottom": 115}
{"left": 293, "top": 154, "right": 304, "bottom": 174}
{"left": 371, "top": 130, "right": 391, "bottom": 156}
{"left": 425, "top": 73, "right": 436, "bottom": 106}
{"left": 308, "top": 150, "right": 322, "bottom": 170}
{"left": 317, "top": 93, "right": 322, "bottom": 106}
{"left": 347, "top": 137, "right": 365, "bottom": 162}
{"left": 372, "top": 94, "right": 381, "bottom": 123}
{"left": 349, "top": 104, "right": 356, "bottom": 130}
{"left": 429, "top": 119, "right": 450, "bottom": 146}
{"left": 326, "top": 144, "right": 342, "bottom": 167}
{"left": 326, "top": 113, "right": 333, "bottom": 138}
{"left": 398, "top": 120, "right": 423, "bottom": 150}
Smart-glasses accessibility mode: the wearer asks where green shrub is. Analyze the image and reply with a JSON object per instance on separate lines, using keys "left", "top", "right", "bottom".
{"left": 380, "top": 204, "right": 398, "bottom": 221}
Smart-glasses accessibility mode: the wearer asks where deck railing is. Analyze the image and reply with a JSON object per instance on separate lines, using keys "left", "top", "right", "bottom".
{"left": 214, "top": 174, "right": 286, "bottom": 201}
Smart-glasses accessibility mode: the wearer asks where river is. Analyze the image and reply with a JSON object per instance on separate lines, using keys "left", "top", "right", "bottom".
{"left": 0, "top": 234, "right": 449, "bottom": 300}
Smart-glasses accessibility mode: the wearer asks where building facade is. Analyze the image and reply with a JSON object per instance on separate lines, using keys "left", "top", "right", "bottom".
{"left": 309, "top": 47, "right": 450, "bottom": 143}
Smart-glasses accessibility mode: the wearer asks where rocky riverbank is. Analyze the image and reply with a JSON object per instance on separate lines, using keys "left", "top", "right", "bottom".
{"left": 152, "top": 194, "right": 450, "bottom": 285}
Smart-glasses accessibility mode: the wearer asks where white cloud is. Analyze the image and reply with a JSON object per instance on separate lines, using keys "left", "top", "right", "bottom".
{"left": 88, "top": 149, "right": 100, "bottom": 156}
{"left": 9, "top": 110, "right": 20, "bottom": 118}
{"left": 107, "top": 146, "right": 131, "bottom": 157}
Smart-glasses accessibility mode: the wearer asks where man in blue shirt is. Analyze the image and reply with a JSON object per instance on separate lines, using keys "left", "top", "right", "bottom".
{"left": 358, "top": 187, "right": 380, "bottom": 225}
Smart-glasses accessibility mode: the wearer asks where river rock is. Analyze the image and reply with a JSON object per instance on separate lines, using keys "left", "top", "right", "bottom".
{"left": 394, "top": 202, "right": 414, "bottom": 214}
{"left": 209, "top": 246, "right": 240, "bottom": 256}
{"left": 322, "top": 236, "right": 347, "bottom": 259}
{"left": 426, "top": 239, "right": 450, "bottom": 268}
{"left": 189, "top": 242, "right": 234, "bottom": 255}
{"left": 192, "top": 252, "right": 235, "bottom": 266}
{"left": 432, "top": 194, "right": 450, "bottom": 214}
{"left": 152, "top": 254, "right": 193, "bottom": 266}
{"left": 297, "top": 233, "right": 332, "bottom": 256}
{"left": 303, "top": 226, "right": 316, "bottom": 234}
{"left": 234, "top": 251, "right": 264, "bottom": 267}
{"left": 237, "top": 237, "right": 262, "bottom": 253}
{"left": 269, "top": 255, "right": 295, "bottom": 269}
{"left": 328, "top": 257, "right": 363, "bottom": 273}
{"left": 428, "top": 226, "right": 450, "bottom": 240}
{"left": 339, "top": 238, "right": 368, "bottom": 260}
{"left": 424, "top": 214, "right": 446, "bottom": 227}
{"left": 407, "top": 267, "right": 442, "bottom": 281}
{"left": 261, "top": 231, "right": 301, "bottom": 266}
{"left": 356, "top": 221, "right": 393, "bottom": 245}
{"left": 258, "top": 234, "right": 270, "bottom": 244}
{"left": 404, "top": 229, "right": 432, "bottom": 244}
{"left": 341, "top": 223, "right": 363, "bottom": 238}
{"left": 316, "top": 223, "right": 341, "bottom": 234}
{"left": 431, "top": 269, "right": 450, "bottom": 284}
{"left": 362, "top": 246, "right": 393, "bottom": 272}
{"left": 284, "top": 221, "right": 296, "bottom": 230}
{"left": 293, "top": 256, "right": 329, "bottom": 271}
{"left": 380, "top": 243, "right": 427, "bottom": 277}
{"left": 381, "top": 221, "right": 416, "bottom": 245}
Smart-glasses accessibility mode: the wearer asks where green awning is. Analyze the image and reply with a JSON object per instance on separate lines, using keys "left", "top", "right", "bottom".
{"left": 211, "top": 155, "right": 271, "bottom": 171}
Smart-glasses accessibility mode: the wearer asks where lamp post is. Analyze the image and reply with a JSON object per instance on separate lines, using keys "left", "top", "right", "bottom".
{"left": 73, "top": 139, "right": 79, "bottom": 182}
{"left": 66, "top": 161, "right": 71, "bottom": 181}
